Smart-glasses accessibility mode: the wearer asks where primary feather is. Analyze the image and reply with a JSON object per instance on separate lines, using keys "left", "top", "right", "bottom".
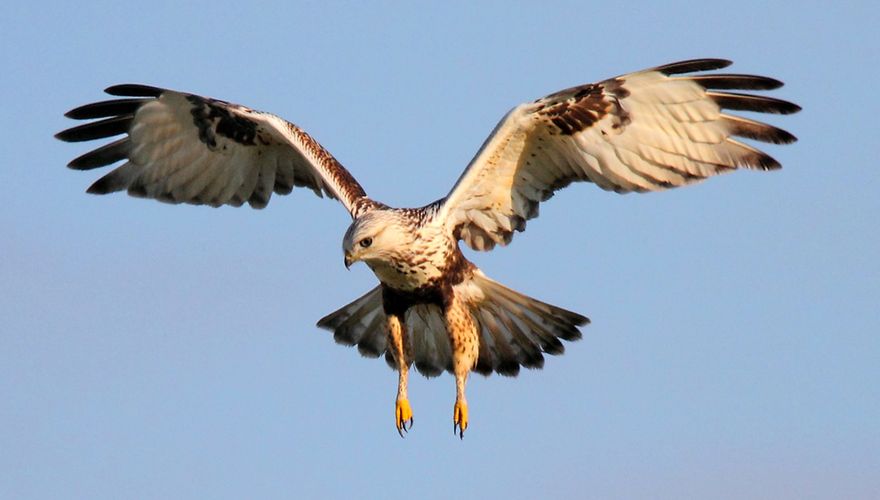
{"left": 437, "top": 58, "right": 800, "bottom": 251}
{"left": 58, "top": 59, "right": 799, "bottom": 379}
{"left": 57, "top": 86, "right": 371, "bottom": 216}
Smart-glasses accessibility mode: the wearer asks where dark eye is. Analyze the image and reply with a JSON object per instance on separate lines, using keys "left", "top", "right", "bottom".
{"left": 359, "top": 237, "right": 373, "bottom": 248}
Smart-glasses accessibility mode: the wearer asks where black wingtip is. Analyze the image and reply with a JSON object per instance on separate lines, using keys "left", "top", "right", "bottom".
{"left": 654, "top": 58, "right": 733, "bottom": 75}
{"left": 541, "top": 336, "right": 565, "bottom": 356}
{"left": 64, "top": 98, "right": 150, "bottom": 120}
{"left": 66, "top": 138, "right": 130, "bottom": 170}
{"left": 86, "top": 176, "right": 114, "bottom": 195}
{"left": 749, "top": 151, "right": 783, "bottom": 171}
{"left": 760, "top": 157, "right": 782, "bottom": 171}
{"left": 54, "top": 115, "right": 132, "bottom": 142}
{"left": 688, "top": 74, "right": 785, "bottom": 91}
{"left": 709, "top": 91, "right": 801, "bottom": 115}
{"left": 724, "top": 116, "right": 798, "bottom": 145}
{"left": 104, "top": 84, "right": 164, "bottom": 97}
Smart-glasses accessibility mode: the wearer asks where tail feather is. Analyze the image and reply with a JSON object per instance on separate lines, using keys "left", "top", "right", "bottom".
{"left": 409, "top": 304, "right": 452, "bottom": 376}
{"left": 496, "top": 306, "right": 546, "bottom": 368}
{"left": 474, "top": 307, "right": 524, "bottom": 376}
{"left": 483, "top": 279, "right": 585, "bottom": 340}
{"left": 381, "top": 304, "right": 451, "bottom": 377}
{"left": 462, "top": 271, "right": 588, "bottom": 376}
{"left": 315, "top": 271, "right": 588, "bottom": 377}
{"left": 316, "top": 286, "right": 387, "bottom": 357}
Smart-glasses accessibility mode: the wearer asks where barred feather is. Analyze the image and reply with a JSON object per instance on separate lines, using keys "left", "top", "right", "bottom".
{"left": 439, "top": 58, "right": 800, "bottom": 251}
{"left": 316, "top": 271, "right": 586, "bottom": 377}
{"left": 57, "top": 85, "right": 370, "bottom": 215}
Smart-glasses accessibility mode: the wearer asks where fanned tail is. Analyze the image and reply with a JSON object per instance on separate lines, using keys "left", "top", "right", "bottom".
{"left": 315, "top": 288, "right": 452, "bottom": 377}
{"left": 316, "top": 271, "right": 588, "bottom": 377}
{"left": 459, "top": 271, "right": 589, "bottom": 376}
{"left": 316, "top": 286, "right": 388, "bottom": 358}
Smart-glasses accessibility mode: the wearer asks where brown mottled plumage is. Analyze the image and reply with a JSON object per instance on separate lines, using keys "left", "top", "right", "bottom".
{"left": 57, "top": 59, "right": 799, "bottom": 438}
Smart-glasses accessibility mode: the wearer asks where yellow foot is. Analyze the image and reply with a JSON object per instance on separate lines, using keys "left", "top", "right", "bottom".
{"left": 395, "top": 398, "right": 414, "bottom": 437}
{"left": 453, "top": 400, "right": 468, "bottom": 439}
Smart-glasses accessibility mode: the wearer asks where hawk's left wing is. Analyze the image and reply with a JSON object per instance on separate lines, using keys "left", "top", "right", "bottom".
{"left": 436, "top": 59, "right": 800, "bottom": 251}
{"left": 56, "top": 85, "right": 371, "bottom": 217}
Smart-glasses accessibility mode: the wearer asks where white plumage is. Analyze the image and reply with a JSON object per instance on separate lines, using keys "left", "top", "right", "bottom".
{"left": 440, "top": 60, "right": 798, "bottom": 252}
{"left": 57, "top": 59, "right": 799, "bottom": 437}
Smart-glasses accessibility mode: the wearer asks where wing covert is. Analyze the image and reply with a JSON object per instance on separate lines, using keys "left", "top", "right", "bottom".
{"left": 437, "top": 59, "right": 800, "bottom": 251}
{"left": 57, "top": 85, "right": 371, "bottom": 216}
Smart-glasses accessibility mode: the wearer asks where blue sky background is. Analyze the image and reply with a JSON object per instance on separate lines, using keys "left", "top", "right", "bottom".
{"left": 2, "top": 1, "right": 878, "bottom": 499}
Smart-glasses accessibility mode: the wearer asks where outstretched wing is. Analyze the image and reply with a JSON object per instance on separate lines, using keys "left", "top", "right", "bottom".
{"left": 56, "top": 85, "right": 371, "bottom": 216}
{"left": 437, "top": 59, "right": 801, "bottom": 251}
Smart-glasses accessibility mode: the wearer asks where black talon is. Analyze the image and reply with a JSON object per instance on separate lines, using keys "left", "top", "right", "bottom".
{"left": 398, "top": 418, "right": 410, "bottom": 436}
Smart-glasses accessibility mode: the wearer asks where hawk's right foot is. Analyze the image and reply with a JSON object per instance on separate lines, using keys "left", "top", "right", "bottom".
{"left": 453, "top": 400, "right": 468, "bottom": 439}
{"left": 395, "top": 398, "right": 413, "bottom": 437}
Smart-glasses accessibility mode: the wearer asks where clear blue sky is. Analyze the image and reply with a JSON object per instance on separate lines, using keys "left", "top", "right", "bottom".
{"left": 2, "top": 1, "right": 878, "bottom": 499}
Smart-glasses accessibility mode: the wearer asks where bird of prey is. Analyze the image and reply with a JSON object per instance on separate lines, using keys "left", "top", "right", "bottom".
{"left": 56, "top": 59, "right": 799, "bottom": 438}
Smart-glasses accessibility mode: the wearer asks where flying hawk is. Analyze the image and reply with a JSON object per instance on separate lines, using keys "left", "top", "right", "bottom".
{"left": 56, "top": 59, "right": 799, "bottom": 438}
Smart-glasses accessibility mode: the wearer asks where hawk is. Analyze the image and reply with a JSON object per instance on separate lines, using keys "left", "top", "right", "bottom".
{"left": 56, "top": 59, "right": 799, "bottom": 438}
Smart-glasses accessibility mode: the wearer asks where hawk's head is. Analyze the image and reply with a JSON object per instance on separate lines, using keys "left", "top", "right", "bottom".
{"left": 342, "top": 209, "right": 414, "bottom": 270}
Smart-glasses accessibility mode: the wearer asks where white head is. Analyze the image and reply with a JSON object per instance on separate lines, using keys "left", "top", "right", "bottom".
{"left": 342, "top": 210, "right": 413, "bottom": 269}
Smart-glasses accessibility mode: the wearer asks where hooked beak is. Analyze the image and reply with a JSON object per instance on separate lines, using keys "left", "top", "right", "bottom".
{"left": 344, "top": 252, "right": 354, "bottom": 270}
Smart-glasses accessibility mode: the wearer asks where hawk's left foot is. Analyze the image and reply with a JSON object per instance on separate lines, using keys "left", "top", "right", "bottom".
{"left": 395, "top": 398, "right": 413, "bottom": 437}
{"left": 453, "top": 400, "right": 468, "bottom": 439}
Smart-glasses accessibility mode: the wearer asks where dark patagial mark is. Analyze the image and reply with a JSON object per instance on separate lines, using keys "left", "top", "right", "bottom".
{"left": 536, "top": 83, "right": 608, "bottom": 135}
{"left": 186, "top": 95, "right": 259, "bottom": 148}
{"left": 535, "top": 79, "right": 632, "bottom": 136}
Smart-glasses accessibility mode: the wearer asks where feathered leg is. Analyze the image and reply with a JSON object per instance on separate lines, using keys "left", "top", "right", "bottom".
{"left": 444, "top": 293, "right": 479, "bottom": 439}
{"left": 386, "top": 313, "right": 413, "bottom": 436}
